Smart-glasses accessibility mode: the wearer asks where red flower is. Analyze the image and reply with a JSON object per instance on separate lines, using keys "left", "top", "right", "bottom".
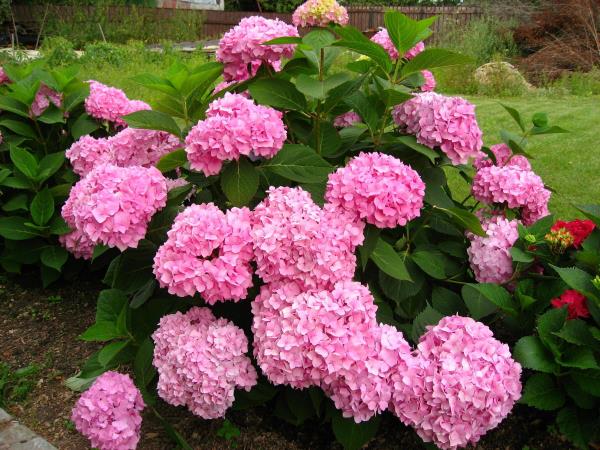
{"left": 550, "top": 290, "right": 590, "bottom": 320}
{"left": 551, "top": 219, "right": 595, "bottom": 248}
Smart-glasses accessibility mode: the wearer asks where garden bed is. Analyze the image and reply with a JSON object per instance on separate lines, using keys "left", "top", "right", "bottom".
{"left": 0, "top": 278, "right": 576, "bottom": 450}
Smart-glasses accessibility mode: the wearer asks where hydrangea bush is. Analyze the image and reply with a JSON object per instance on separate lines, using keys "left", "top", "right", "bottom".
{"left": 38, "top": 6, "right": 590, "bottom": 450}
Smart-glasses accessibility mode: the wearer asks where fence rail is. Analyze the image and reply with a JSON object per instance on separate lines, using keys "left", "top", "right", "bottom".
{"left": 11, "top": 4, "right": 482, "bottom": 42}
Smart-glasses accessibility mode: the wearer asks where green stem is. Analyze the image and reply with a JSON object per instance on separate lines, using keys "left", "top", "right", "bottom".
{"left": 33, "top": 119, "right": 48, "bottom": 155}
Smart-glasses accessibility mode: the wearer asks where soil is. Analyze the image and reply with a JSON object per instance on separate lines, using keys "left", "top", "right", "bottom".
{"left": 0, "top": 277, "right": 576, "bottom": 450}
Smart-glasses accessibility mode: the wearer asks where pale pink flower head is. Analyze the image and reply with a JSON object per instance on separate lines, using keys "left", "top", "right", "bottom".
{"left": 370, "top": 27, "right": 425, "bottom": 61}
{"left": 153, "top": 203, "right": 254, "bottom": 303}
{"left": 217, "top": 16, "right": 299, "bottom": 82}
{"left": 65, "top": 135, "right": 113, "bottom": 176}
{"left": 85, "top": 80, "right": 150, "bottom": 127}
{"left": 333, "top": 111, "right": 362, "bottom": 128}
{"left": 390, "top": 316, "right": 522, "bottom": 450}
{"left": 421, "top": 70, "right": 436, "bottom": 92}
{"left": 292, "top": 0, "right": 349, "bottom": 27}
{"left": 252, "top": 186, "right": 364, "bottom": 290}
{"left": 392, "top": 92, "right": 483, "bottom": 165}
{"left": 59, "top": 229, "right": 95, "bottom": 260}
{"left": 61, "top": 164, "right": 167, "bottom": 251}
{"left": 473, "top": 143, "right": 531, "bottom": 171}
{"left": 71, "top": 371, "right": 145, "bottom": 450}
{"left": 152, "top": 307, "right": 257, "bottom": 419}
{"left": 467, "top": 214, "right": 519, "bottom": 284}
{"left": 325, "top": 152, "right": 425, "bottom": 228}
{"left": 30, "top": 84, "right": 63, "bottom": 117}
{"left": 0, "top": 67, "right": 10, "bottom": 84}
{"left": 185, "top": 93, "right": 286, "bottom": 176}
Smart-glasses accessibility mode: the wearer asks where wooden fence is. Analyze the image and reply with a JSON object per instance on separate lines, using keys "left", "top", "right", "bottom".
{"left": 12, "top": 4, "right": 482, "bottom": 42}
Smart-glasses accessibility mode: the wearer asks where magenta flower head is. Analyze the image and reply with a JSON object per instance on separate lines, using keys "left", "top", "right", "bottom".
{"left": 85, "top": 80, "right": 150, "bottom": 127}
{"left": 292, "top": 0, "right": 349, "bottom": 27}
{"left": 325, "top": 152, "right": 425, "bottom": 229}
{"left": 0, "top": 67, "right": 10, "bottom": 84}
{"left": 390, "top": 316, "right": 522, "bottom": 450}
{"left": 333, "top": 111, "right": 362, "bottom": 128}
{"left": 421, "top": 70, "right": 436, "bottom": 92}
{"left": 370, "top": 27, "right": 425, "bottom": 61}
{"left": 251, "top": 186, "right": 364, "bottom": 290}
{"left": 217, "top": 16, "right": 299, "bottom": 82}
{"left": 152, "top": 307, "right": 257, "bottom": 419}
{"left": 59, "top": 228, "right": 96, "bottom": 261}
{"left": 153, "top": 203, "right": 254, "bottom": 303}
{"left": 185, "top": 93, "right": 286, "bottom": 176}
{"left": 30, "top": 84, "right": 63, "bottom": 117}
{"left": 61, "top": 164, "right": 167, "bottom": 252}
{"left": 393, "top": 92, "right": 483, "bottom": 165}
{"left": 71, "top": 371, "right": 145, "bottom": 450}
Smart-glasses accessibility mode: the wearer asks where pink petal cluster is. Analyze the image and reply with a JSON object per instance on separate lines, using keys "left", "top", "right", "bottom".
{"left": 472, "top": 163, "right": 550, "bottom": 225}
{"left": 30, "top": 84, "right": 63, "bottom": 117}
{"left": 185, "top": 93, "right": 286, "bottom": 176}
{"left": 0, "top": 67, "right": 10, "bottom": 84}
{"left": 61, "top": 164, "right": 167, "bottom": 252}
{"left": 153, "top": 203, "right": 254, "bottom": 303}
{"left": 333, "top": 111, "right": 362, "bottom": 128}
{"left": 473, "top": 143, "right": 531, "bottom": 171}
{"left": 152, "top": 307, "right": 257, "bottom": 419}
{"left": 292, "top": 0, "right": 349, "bottom": 27}
{"left": 252, "top": 186, "right": 364, "bottom": 290}
{"left": 66, "top": 128, "right": 180, "bottom": 176}
{"left": 466, "top": 214, "right": 519, "bottom": 284}
{"left": 421, "top": 70, "right": 436, "bottom": 92}
{"left": 85, "top": 80, "right": 151, "bottom": 127}
{"left": 325, "top": 152, "right": 425, "bottom": 228}
{"left": 71, "top": 371, "right": 144, "bottom": 450}
{"left": 390, "top": 316, "right": 522, "bottom": 450}
{"left": 370, "top": 27, "right": 425, "bottom": 60}
{"left": 216, "top": 16, "right": 299, "bottom": 82}
{"left": 59, "top": 228, "right": 96, "bottom": 260}
{"left": 392, "top": 92, "right": 483, "bottom": 165}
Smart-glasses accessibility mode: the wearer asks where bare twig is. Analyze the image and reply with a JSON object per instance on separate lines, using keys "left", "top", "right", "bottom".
{"left": 35, "top": 3, "right": 50, "bottom": 51}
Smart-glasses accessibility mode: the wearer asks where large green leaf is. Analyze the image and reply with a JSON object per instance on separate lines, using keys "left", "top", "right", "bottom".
{"left": 463, "top": 283, "right": 517, "bottom": 316}
{"left": 571, "top": 369, "right": 600, "bottom": 396}
{"left": 344, "top": 91, "right": 379, "bottom": 134}
{"left": 40, "top": 246, "right": 68, "bottom": 271}
{"left": 260, "top": 144, "right": 332, "bottom": 183}
{"left": 370, "top": 238, "right": 412, "bottom": 282}
{"left": 30, "top": 188, "right": 54, "bottom": 226}
{"left": 550, "top": 265, "right": 597, "bottom": 299}
{"left": 296, "top": 73, "right": 350, "bottom": 99}
{"left": 411, "top": 249, "right": 447, "bottom": 279}
{"left": 520, "top": 373, "right": 565, "bottom": 410}
{"left": 71, "top": 113, "right": 100, "bottom": 140}
{"left": 0, "top": 119, "right": 37, "bottom": 139}
{"left": 0, "top": 216, "right": 41, "bottom": 240}
{"left": 411, "top": 305, "right": 443, "bottom": 342}
{"left": 249, "top": 78, "right": 307, "bottom": 111}
{"left": 401, "top": 49, "right": 473, "bottom": 77}
{"left": 123, "top": 110, "right": 181, "bottom": 138}
{"left": 37, "top": 153, "right": 65, "bottom": 182}
{"left": 156, "top": 149, "right": 186, "bottom": 173}
{"left": 0, "top": 96, "right": 30, "bottom": 118}
{"left": 302, "top": 29, "right": 336, "bottom": 50}
{"left": 134, "top": 337, "right": 157, "bottom": 389}
{"left": 331, "top": 412, "right": 380, "bottom": 450}
{"left": 557, "top": 406, "right": 598, "bottom": 449}
{"left": 333, "top": 25, "right": 392, "bottom": 72}
{"left": 384, "top": 11, "right": 435, "bottom": 54}
{"left": 10, "top": 146, "right": 38, "bottom": 180}
{"left": 461, "top": 284, "right": 498, "bottom": 319}
{"left": 98, "top": 341, "right": 130, "bottom": 366}
{"left": 436, "top": 206, "right": 486, "bottom": 237}
{"left": 220, "top": 157, "right": 259, "bottom": 206}
{"left": 513, "top": 335, "right": 558, "bottom": 373}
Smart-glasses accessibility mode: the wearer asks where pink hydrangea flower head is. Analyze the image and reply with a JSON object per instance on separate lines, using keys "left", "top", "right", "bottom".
{"left": 0, "top": 67, "right": 10, "bottom": 84}
{"left": 71, "top": 371, "right": 145, "bottom": 450}
{"left": 252, "top": 186, "right": 364, "bottom": 289}
{"left": 66, "top": 135, "right": 113, "bottom": 176}
{"left": 392, "top": 92, "right": 483, "bottom": 165}
{"left": 390, "top": 316, "right": 522, "bottom": 450}
{"left": 370, "top": 27, "right": 424, "bottom": 60}
{"left": 217, "top": 16, "right": 299, "bottom": 82}
{"left": 59, "top": 229, "right": 95, "bottom": 260}
{"left": 85, "top": 80, "right": 150, "bottom": 127}
{"left": 333, "top": 111, "right": 362, "bottom": 128}
{"left": 62, "top": 164, "right": 167, "bottom": 251}
{"left": 292, "top": 0, "right": 349, "bottom": 27}
{"left": 153, "top": 203, "right": 254, "bottom": 303}
{"left": 474, "top": 143, "right": 532, "bottom": 171}
{"left": 30, "top": 84, "right": 63, "bottom": 117}
{"left": 185, "top": 93, "right": 286, "bottom": 176}
{"left": 472, "top": 164, "right": 550, "bottom": 225}
{"left": 325, "top": 152, "right": 425, "bottom": 228}
{"left": 421, "top": 70, "right": 436, "bottom": 92}
{"left": 152, "top": 307, "right": 257, "bottom": 419}
{"left": 467, "top": 215, "right": 519, "bottom": 284}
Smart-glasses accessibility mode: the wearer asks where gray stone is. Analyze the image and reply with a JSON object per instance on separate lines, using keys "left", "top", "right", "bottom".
{"left": 10, "top": 437, "right": 57, "bottom": 450}
{"left": 0, "top": 409, "right": 10, "bottom": 423}
{"left": 0, "top": 422, "right": 36, "bottom": 446}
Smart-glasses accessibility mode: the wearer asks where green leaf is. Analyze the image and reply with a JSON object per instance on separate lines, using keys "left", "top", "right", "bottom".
{"left": 79, "top": 321, "right": 124, "bottom": 342}
{"left": 510, "top": 247, "right": 534, "bottom": 263}
{"left": 0, "top": 216, "right": 40, "bottom": 240}
{"left": 123, "top": 110, "right": 181, "bottom": 138}
{"left": 134, "top": 337, "right": 157, "bottom": 388}
{"left": 537, "top": 307, "right": 567, "bottom": 356}
{"left": 550, "top": 265, "right": 596, "bottom": 299}
{"left": 358, "top": 225, "right": 381, "bottom": 270}
{"left": 260, "top": 144, "right": 332, "bottom": 183}
{"left": 41, "top": 265, "right": 60, "bottom": 288}
{"left": 401, "top": 49, "right": 473, "bottom": 77}
{"left": 0, "top": 119, "right": 37, "bottom": 139}
{"left": 513, "top": 335, "right": 558, "bottom": 373}
{"left": 532, "top": 111, "right": 548, "bottom": 128}
{"left": 553, "top": 319, "right": 596, "bottom": 347}
{"left": 96, "top": 289, "right": 128, "bottom": 324}
{"left": 156, "top": 148, "right": 186, "bottom": 173}
{"left": 98, "top": 341, "right": 130, "bottom": 366}
{"left": 559, "top": 347, "right": 599, "bottom": 370}
{"left": 333, "top": 25, "right": 392, "bottom": 72}
{"left": 384, "top": 11, "right": 435, "bottom": 54}
{"left": 37, "top": 152, "right": 65, "bottom": 182}
{"left": 40, "top": 246, "right": 68, "bottom": 271}
{"left": 557, "top": 406, "right": 597, "bottom": 449}
{"left": 2, "top": 193, "right": 29, "bottom": 212}
{"left": 30, "top": 188, "right": 54, "bottom": 226}
{"left": 249, "top": 78, "right": 307, "bottom": 111}
{"left": 344, "top": 91, "right": 379, "bottom": 134}
{"left": 571, "top": 370, "right": 600, "bottom": 396}
{"left": 461, "top": 284, "right": 498, "bottom": 320}
{"left": 436, "top": 206, "right": 486, "bottom": 237}
{"left": 520, "top": 373, "right": 565, "bottom": 410}
{"left": 10, "top": 146, "right": 38, "bottom": 179}
{"left": 131, "top": 73, "right": 178, "bottom": 96}
{"left": 500, "top": 103, "right": 526, "bottom": 132}
{"left": 220, "top": 157, "right": 259, "bottom": 206}
{"left": 530, "top": 125, "right": 569, "bottom": 136}
{"left": 411, "top": 249, "right": 447, "bottom": 279}
{"left": 370, "top": 238, "right": 412, "bottom": 281}
{"left": 296, "top": 73, "right": 350, "bottom": 99}
{"left": 0, "top": 96, "right": 30, "bottom": 118}
{"left": 576, "top": 204, "right": 600, "bottom": 227}
{"left": 431, "top": 286, "right": 466, "bottom": 316}
{"left": 49, "top": 215, "right": 71, "bottom": 235}
{"left": 63, "top": 86, "right": 89, "bottom": 113}
{"left": 71, "top": 114, "right": 100, "bottom": 140}
{"left": 331, "top": 412, "right": 380, "bottom": 450}
{"left": 263, "top": 36, "right": 303, "bottom": 45}
{"left": 38, "top": 105, "right": 65, "bottom": 124}
{"left": 323, "top": 75, "right": 366, "bottom": 112}
{"left": 302, "top": 29, "right": 336, "bottom": 50}
{"left": 411, "top": 305, "right": 443, "bottom": 342}
{"left": 395, "top": 135, "right": 438, "bottom": 163}
{"left": 311, "top": 121, "right": 341, "bottom": 158}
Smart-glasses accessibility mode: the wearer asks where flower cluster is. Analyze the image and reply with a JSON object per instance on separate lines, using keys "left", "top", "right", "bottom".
{"left": 185, "top": 93, "right": 286, "bottom": 176}
{"left": 0, "top": 67, "right": 10, "bottom": 84}
{"left": 333, "top": 111, "right": 362, "bottom": 128}
{"left": 325, "top": 152, "right": 425, "bottom": 229}
{"left": 251, "top": 186, "right": 364, "bottom": 290}
{"left": 421, "top": 70, "right": 436, "bottom": 92}
{"left": 71, "top": 371, "right": 145, "bottom": 450}
{"left": 153, "top": 203, "right": 254, "bottom": 303}
{"left": 390, "top": 316, "right": 522, "bottom": 450}
{"left": 392, "top": 92, "right": 483, "bottom": 165}
{"left": 62, "top": 164, "right": 167, "bottom": 252}
{"left": 30, "top": 84, "right": 63, "bottom": 117}
{"left": 545, "top": 227, "right": 575, "bottom": 253}
{"left": 152, "top": 307, "right": 257, "bottom": 419}
{"left": 292, "top": 0, "right": 349, "bottom": 27}
{"left": 473, "top": 143, "right": 531, "bottom": 171}
{"left": 216, "top": 16, "right": 299, "bottom": 82}
{"left": 550, "top": 219, "right": 595, "bottom": 248}
{"left": 85, "top": 80, "right": 151, "bottom": 127}
{"left": 551, "top": 290, "right": 590, "bottom": 320}
{"left": 59, "top": 228, "right": 96, "bottom": 260}
{"left": 66, "top": 128, "right": 180, "bottom": 176}
{"left": 467, "top": 214, "right": 519, "bottom": 284}
{"left": 370, "top": 27, "right": 424, "bottom": 60}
